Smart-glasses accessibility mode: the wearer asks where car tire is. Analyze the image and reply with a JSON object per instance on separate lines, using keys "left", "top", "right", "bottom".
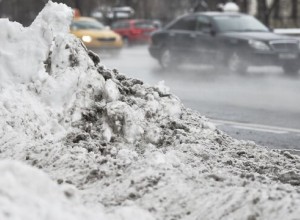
{"left": 227, "top": 52, "right": 248, "bottom": 75}
{"left": 159, "top": 48, "right": 176, "bottom": 70}
{"left": 282, "top": 64, "right": 299, "bottom": 76}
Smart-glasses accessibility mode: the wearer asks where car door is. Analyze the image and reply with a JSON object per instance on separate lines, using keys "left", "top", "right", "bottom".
{"left": 166, "top": 15, "right": 197, "bottom": 61}
{"left": 194, "top": 15, "right": 219, "bottom": 63}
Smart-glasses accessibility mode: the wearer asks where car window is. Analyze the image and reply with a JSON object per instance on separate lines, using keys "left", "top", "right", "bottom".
{"left": 112, "top": 21, "right": 130, "bottom": 29}
{"left": 196, "top": 16, "right": 211, "bottom": 32}
{"left": 71, "top": 20, "right": 104, "bottom": 30}
{"left": 134, "top": 21, "right": 155, "bottom": 29}
{"left": 111, "top": 22, "right": 120, "bottom": 29}
{"left": 213, "top": 15, "right": 269, "bottom": 32}
{"left": 168, "top": 16, "right": 196, "bottom": 31}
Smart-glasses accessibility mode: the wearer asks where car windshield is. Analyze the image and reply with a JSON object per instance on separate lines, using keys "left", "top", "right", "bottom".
{"left": 214, "top": 15, "right": 269, "bottom": 33}
{"left": 71, "top": 20, "right": 105, "bottom": 30}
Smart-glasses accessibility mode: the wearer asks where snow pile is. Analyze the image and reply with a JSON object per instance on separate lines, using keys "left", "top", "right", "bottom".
{"left": 0, "top": 2, "right": 71, "bottom": 86}
{"left": 0, "top": 160, "right": 106, "bottom": 220}
{"left": 1, "top": 1, "right": 300, "bottom": 220}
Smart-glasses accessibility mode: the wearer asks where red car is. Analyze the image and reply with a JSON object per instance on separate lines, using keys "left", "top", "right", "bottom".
{"left": 111, "top": 19, "right": 157, "bottom": 45}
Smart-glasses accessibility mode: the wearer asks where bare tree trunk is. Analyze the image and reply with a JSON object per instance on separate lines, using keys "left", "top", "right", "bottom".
{"left": 257, "top": 0, "right": 279, "bottom": 26}
{"left": 239, "top": 0, "right": 249, "bottom": 13}
{"left": 291, "top": 0, "right": 298, "bottom": 19}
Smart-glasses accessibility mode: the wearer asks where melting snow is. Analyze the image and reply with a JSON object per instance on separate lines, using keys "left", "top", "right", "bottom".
{"left": 0, "top": 1, "right": 300, "bottom": 220}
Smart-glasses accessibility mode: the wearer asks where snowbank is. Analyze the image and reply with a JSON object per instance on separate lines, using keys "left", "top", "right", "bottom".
{"left": 0, "top": 1, "right": 300, "bottom": 220}
{"left": 0, "top": 160, "right": 106, "bottom": 220}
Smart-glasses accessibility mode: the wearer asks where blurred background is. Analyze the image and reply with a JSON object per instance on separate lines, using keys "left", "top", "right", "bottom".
{"left": 1, "top": 0, "right": 300, "bottom": 27}
{"left": 1, "top": 0, "right": 300, "bottom": 152}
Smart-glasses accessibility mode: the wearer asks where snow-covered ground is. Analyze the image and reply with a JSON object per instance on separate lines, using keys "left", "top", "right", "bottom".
{"left": 0, "top": 2, "right": 300, "bottom": 220}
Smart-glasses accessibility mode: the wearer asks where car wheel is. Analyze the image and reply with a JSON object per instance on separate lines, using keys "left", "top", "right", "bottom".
{"left": 159, "top": 48, "right": 176, "bottom": 70}
{"left": 228, "top": 52, "right": 248, "bottom": 75}
{"left": 282, "top": 64, "right": 299, "bottom": 76}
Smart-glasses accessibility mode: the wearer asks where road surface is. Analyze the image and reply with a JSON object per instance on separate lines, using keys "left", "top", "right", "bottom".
{"left": 100, "top": 45, "right": 300, "bottom": 151}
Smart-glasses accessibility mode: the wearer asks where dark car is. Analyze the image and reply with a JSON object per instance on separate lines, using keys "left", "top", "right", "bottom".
{"left": 149, "top": 12, "right": 300, "bottom": 75}
{"left": 111, "top": 19, "right": 157, "bottom": 45}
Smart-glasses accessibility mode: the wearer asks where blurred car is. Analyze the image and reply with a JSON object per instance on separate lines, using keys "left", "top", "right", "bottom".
{"left": 149, "top": 12, "right": 300, "bottom": 75}
{"left": 70, "top": 17, "right": 123, "bottom": 55}
{"left": 111, "top": 19, "right": 157, "bottom": 45}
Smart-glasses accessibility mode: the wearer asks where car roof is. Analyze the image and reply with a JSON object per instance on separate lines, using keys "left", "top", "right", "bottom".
{"left": 192, "top": 11, "right": 248, "bottom": 17}
{"left": 164, "top": 11, "right": 249, "bottom": 29}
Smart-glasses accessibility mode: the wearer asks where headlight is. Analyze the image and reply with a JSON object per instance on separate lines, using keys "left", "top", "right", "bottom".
{"left": 249, "top": 40, "right": 270, "bottom": 51}
{"left": 82, "top": 35, "right": 92, "bottom": 43}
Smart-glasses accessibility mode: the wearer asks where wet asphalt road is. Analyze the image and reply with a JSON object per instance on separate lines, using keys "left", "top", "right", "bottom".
{"left": 100, "top": 45, "right": 300, "bottom": 151}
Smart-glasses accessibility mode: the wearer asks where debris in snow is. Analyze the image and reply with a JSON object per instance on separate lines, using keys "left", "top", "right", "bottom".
{"left": 0, "top": 1, "right": 300, "bottom": 220}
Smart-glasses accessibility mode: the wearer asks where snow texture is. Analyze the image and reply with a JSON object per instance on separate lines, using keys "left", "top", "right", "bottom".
{"left": 0, "top": 1, "right": 300, "bottom": 220}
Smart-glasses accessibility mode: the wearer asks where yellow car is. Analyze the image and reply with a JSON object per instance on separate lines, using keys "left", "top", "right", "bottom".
{"left": 70, "top": 17, "right": 123, "bottom": 55}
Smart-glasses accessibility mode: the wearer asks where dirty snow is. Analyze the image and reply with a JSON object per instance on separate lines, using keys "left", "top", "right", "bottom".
{"left": 0, "top": 1, "right": 300, "bottom": 220}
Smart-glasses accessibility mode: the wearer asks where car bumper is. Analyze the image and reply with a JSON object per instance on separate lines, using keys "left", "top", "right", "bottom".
{"left": 246, "top": 51, "right": 300, "bottom": 67}
{"left": 83, "top": 40, "right": 123, "bottom": 49}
